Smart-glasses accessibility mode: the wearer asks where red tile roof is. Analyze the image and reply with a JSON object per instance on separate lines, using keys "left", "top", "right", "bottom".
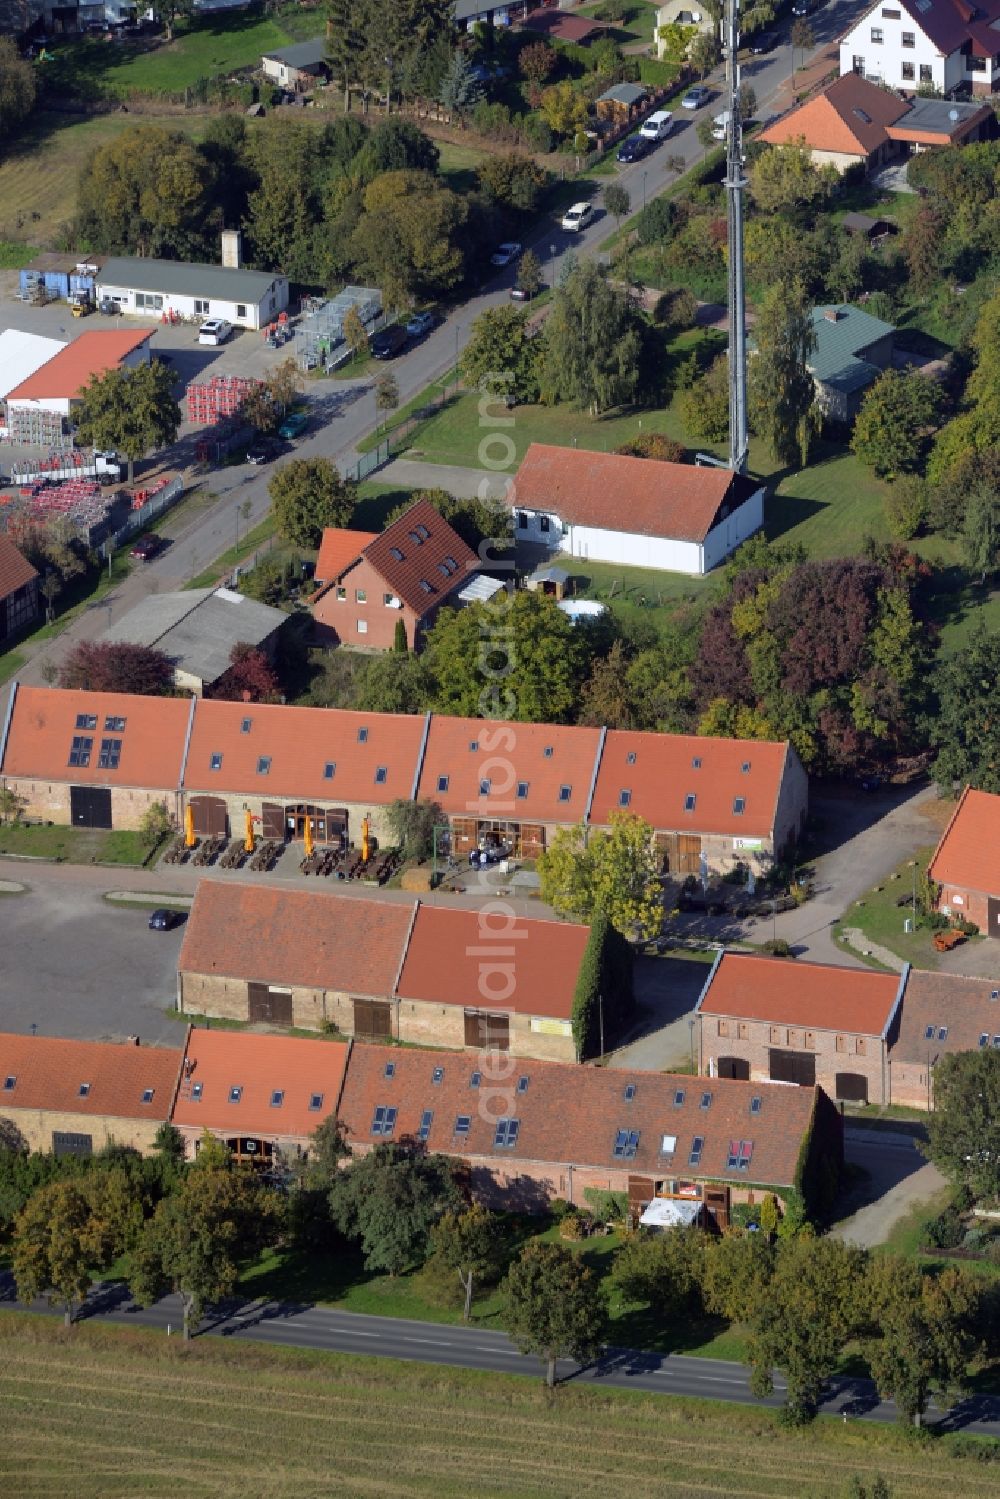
{"left": 179, "top": 882, "right": 414, "bottom": 996}
{"left": 523, "top": 9, "right": 605, "bottom": 41}
{"left": 182, "top": 698, "right": 427, "bottom": 804}
{"left": 891, "top": 969, "right": 1000, "bottom": 1065}
{"left": 415, "top": 715, "right": 603, "bottom": 825}
{"left": 172, "top": 1027, "right": 349, "bottom": 1140}
{"left": 338, "top": 1042, "right": 818, "bottom": 1189}
{"left": 759, "top": 73, "right": 909, "bottom": 157}
{"left": 0, "top": 535, "right": 38, "bottom": 602}
{"left": 0, "top": 1033, "right": 181, "bottom": 1120}
{"left": 698, "top": 951, "right": 902, "bottom": 1036}
{"left": 511, "top": 444, "right": 758, "bottom": 544}
{"left": 6, "top": 329, "right": 152, "bottom": 401}
{"left": 396, "top": 905, "right": 589, "bottom": 1020}
{"left": 1, "top": 685, "right": 192, "bottom": 790}
{"left": 592, "top": 730, "right": 790, "bottom": 838}
{"left": 928, "top": 786, "right": 1000, "bottom": 897}
{"left": 360, "top": 497, "right": 478, "bottom": 616}
{"left": 315, "top": 528, "right": 377, "bottom": 585}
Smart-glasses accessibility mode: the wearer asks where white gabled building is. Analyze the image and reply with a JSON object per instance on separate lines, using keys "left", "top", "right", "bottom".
{"left": 839, "top": 0, "right": 1000, "bottom": 97}
{"left": 507, "top": 443, "right": 765, "bottom": 577}
{"left": 95, "top": 239, "right": 288, "bottom": 331}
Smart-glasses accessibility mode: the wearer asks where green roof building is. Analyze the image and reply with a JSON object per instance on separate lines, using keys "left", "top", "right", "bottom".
{"left": 808, "top": 303, "right": 896, "bottom": 422}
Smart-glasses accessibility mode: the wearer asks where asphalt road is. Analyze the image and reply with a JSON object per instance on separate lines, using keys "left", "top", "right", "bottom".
{"left": 5, "top": 1280, "right": 999, "bottom": 1434}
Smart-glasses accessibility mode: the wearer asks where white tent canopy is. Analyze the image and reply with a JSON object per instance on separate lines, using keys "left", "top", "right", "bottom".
{"left": 638, "top": 1198, "right": 703, "bottom": 1229}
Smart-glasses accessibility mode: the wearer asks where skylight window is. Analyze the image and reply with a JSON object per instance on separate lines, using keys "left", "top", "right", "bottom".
{"left": 853, "top": 107, "right": 872, "bottom": 124}
{"left": 494, "top": 1118, "right": 520, "bottom": 1149}
{"left": 79, "top": 1083, "right": 91, "bottom": 1098}
{"left": 613, "top": 1128, "right": 640, "bottom": 1159}
{"left": 68, "top": 735, "right": 93, "bottom": 768}
{"left": 558, "top": 785, "right": 572, "bottom": 802}
{"left": 384, "top": 1061, "right": 396, "bottom": 1079}
{"left": 750, "top": 1096, "right": 762, "bottom": 1115}
{"left": 938, "top": 1026, "right": 948, "bottom": 1041}
{"left": 516, "top": 1075, "right": 529, "bottom": 1094}
{"left": 469, "top": 740, "right": 479, "bottom": 752}
{"left": 619, "top": 789, "right": 632, "bottom": 808}
{"left": 324, "top": 762, "right": 336, "bottom": 780}
{"left": 409, "top": 530, "right": 422, "bottom": 545}
{"left": 691, "top": 756, "right": 702, "bottom": 769}
{"left": 741, "top": 761, "right": 751, "bottom": 774}
{"left": 924, "top": 1024, "right": 935, "bottom": 1039}
{"left": 240, "top": 718, "right": 252, "bottom": 734}
{"left": 141, "top": 1088, "right": 155, "bottom": 1104}
{"left": 210, "top": 752, "right": 223, "bottom": 771}
{"left": 372, "top": 1105, "right": 397, "bottom": 1137}
{"left": 455, "top": 1114, "right": 472, "bottom": 1136}
{"left": 104, "top": 716, "right": 126, "bottom": 732}
{"left": 689, "top": 1135, "right": 704, "bottom": 1167}
{"left": 2, "top": 1076, "right": 14, "bottom": 1091}
{"left": 309, "top": 1092, "right": 324, "bottom": 1111}
{"left": 700, "top": 1092, "right": 712, "bottom": 1110}
{"left": 416, "top": 524, "right": 430, "bottom": 541}
{"left": 257, "top": 756, "right": 271, "bottom": 776}
{"left": 543, "top": 746, "right": 554, "bottom": 758}
{"left": 418, "top": 1110, "right": 433, "bottom": 1141}
{"left": 357, "top": 727, "right": 369, "bottom": 743}
{"left": 727, "top": 1139, "right": 753, "bottom": 1171}
{"left": 470, "top": 1072, "right": 481, "bottom": 1089}
{"left": 389, "top": 546, "right": 405, "bottom": 562}
{"left": 626, "top": 751, "right": 637, "bottom": 765}
{"left": 76, "top": 714, "right": 97, "bottom": 730}
{"left": 438, "top": 563, "right": 450, "bottom": 578}
{"left": 980, "top": 1034, "right": 989, "bottom": 1048}
{"left": 674, "top": 1088, "right": 685, "bottom": 1107}
{"left": 229, "top": 1086, "right": 242, "bottom": 1104}
{"left": 624, "top": 1083, "right": 636, "bottom": 1101}
{"left": 479, "top": 778, "right": 491, "bottom": 795}
{"left": 419, "top": 579, "right": 433, "bottom": 594}
{"left": 432, "top": 1066, "right": 444, "bottom": 1085}
{"left": 191, "top": 1082, "right": 204, "bottom": 1102}
{"left": 684, "top": 793, "right": 697, "bottom": 812}
{"left": 438, "top": 775, "right": 450, "bottom": 792}
{"left": 445, "top": 556, "right": 458, "bottom": 570}
{"left": 516, "top": 781, "right": 529, "bottom": 799}
{"left": 661, "top": 1133, "right": 677, "bottom": 1155}
{"left": 375, "top": 766, "right": 388, "bottom": 784}
{"left": 733, "top": 797, "right": 745, "bottom": 815}
{"left": 270, "top": 1090, "right": 284, "bottom": 1108}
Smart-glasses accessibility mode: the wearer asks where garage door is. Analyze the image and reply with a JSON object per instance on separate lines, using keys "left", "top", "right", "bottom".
{"left": 189, "top": 795, "right": 228, "bottom": 837}
{"left": 353, "top": 998, "right": 391, "bottom": 1039}
{"left": 717, "top": 1056, "right": 750, "bottom": 1080}
{"left": 463, "top": 1010, "right": 510, "bottom": 1051}
{"left": 52, "top": 1131, "right": 93, "bottom": 1158}
{"left": 261, "top": 802, "right": 284, "bottom": 840}
{"left": 768, "top": 1049, "right": 816, "bottom": 1087}
{"left": 989, "top": 898, "right": 1000, "bottom": 939}
{"left": 835, "top": 1072, "right": 868, "bottom": 1103}
{"left": 70, "top": 785, "right": 112, "bottom": 829}
{"left": 247, "top": 982, "right": 293, "bottom": 1026}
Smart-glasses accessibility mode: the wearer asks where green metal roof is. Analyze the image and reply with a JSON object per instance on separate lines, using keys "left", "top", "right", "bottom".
{"left": 808, "top": 304, "right": 895, "bottom": 385}
{"left": 97, "top": 257, "right": 285, "bottom": 303}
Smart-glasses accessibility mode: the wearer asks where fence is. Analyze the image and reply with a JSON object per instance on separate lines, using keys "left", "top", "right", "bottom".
{"left": 342, "top": 440, "right": 390, "bottom": 484}
{"left": 101, "top": 474, "right": 185, "bottom": 556}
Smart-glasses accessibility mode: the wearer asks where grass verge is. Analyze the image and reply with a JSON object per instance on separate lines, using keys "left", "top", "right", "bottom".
{"left": 183, "top": 513, "right": 277, "bottom": 590}
{"left": 163, "top": 1008, "right": 346, "bottom": 1043}
{"left": 0, "top": 824, "right": 150, "bottom": 866}
{"left": 832, "top": 843, "right": 979, "bottom": 973}
{"left": 2, "top": 1312, "right": 999, "bottom": 1499}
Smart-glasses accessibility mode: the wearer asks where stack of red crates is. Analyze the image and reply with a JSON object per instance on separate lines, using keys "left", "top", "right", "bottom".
{"left": 186, "top": 375, "right": 262, "bottom": 427}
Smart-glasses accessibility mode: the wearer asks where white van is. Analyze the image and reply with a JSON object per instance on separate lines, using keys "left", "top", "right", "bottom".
{"left": 711, "top": 111, "right": 730, "bottom": 141}
{"left": 640, "top": 109, "right": 674, "bottom": 141}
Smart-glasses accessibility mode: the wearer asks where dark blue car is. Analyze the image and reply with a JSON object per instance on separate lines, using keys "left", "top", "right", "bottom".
{"left": 617, "top": 134, "right": 653, "bottom": 163}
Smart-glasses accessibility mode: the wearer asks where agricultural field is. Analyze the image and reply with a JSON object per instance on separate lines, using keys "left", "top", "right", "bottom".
{"left": 3, "top": 1314, "right": 999, "bottom": 1499}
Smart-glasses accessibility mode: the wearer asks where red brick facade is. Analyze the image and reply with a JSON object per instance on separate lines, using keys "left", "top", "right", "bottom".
{"left": 313, "top": 554, "right": 426, "bottom": 650}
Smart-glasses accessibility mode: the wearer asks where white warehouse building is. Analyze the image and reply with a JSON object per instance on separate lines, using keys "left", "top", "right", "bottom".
{"left": 507, "top": 443, "right": 765, "bottom": 577}
{"left": 95, "top": 238, "right": 289, "bottom": 331}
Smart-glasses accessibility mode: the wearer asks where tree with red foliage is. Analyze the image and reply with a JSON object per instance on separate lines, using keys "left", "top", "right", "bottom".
{"left": 59, "top": 641, "right": 174, "bottom": 696}
{"left": 208, "top": 642, "right": 281, "bottom": 703}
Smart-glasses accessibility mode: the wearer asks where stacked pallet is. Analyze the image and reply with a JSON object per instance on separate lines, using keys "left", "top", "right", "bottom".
{"left": 186, "top": 375, "right": 262, "bottom": 427}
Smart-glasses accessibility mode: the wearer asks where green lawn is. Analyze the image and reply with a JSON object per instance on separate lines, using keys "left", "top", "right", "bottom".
{"left": 831, "top": 842, "right": 984, "bottom": 972}
{"left": 436, "top": 140, "right": 490, "bottom": 195}
{"left": 0, "top": 823, "right": 150, "bottom": 865}
{"left": 0, "top": 240, "right": 38, "bottom": 269}
{"left": 7, "top": 1315, "right": 1000, "bottom": 1499}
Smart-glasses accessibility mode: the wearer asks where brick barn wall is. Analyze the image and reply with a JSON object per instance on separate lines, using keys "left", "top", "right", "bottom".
{"left": 699, "top": 1015, "right": 889, "bottom": 1104}
{"left": 890, "top": 1059, "right": 932, "bottom": 1110}
{"left": 772, "top": 749, "right": 809, "bottom": 856}
{"left": 180, "top": 792, "right": 397, "bottom": 849}
{"left": 2, "top": 778, "right": 177, "bottom": 830}
{"left": 173, "top": 1123, "right": 318, "bottom": 1162}
{"left": 0, "top": 1107, "right": 166, "bottom": 1156}
{"left": 936, "top": 883, "right": 990, "bottom": 929}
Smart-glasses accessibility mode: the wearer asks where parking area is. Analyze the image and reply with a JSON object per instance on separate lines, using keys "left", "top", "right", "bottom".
{"left": 0, "top": 874, "right": 185, "bottom": 1045}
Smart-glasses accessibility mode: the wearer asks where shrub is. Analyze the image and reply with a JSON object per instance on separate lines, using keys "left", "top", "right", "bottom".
{"left": 559, "top": 1213, "right": 586, "bottom": 1240}
{"left": 522, "top": 114, "right": 554, "bottom": 153}
{"left": 924, "top": 1205, "right": 965, "bottom": 1249}
{"left": 761, "top": 938, "right": 792, "bottom": 957}
{"left": 582, "top": 1188, "right": 627, "bottom": 1223}
{"left": 548, "top": 1197, "right": 572, "bottom": 1222}
{"left": 884, "top": 477, "right": 928, "bottom": 541}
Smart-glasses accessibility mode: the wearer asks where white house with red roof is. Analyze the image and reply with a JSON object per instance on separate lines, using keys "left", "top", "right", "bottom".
{"left": 839, "top": 0, "right": 1000, "bottom": 97}
{"left": 508, "top": 444, "right": 765, "bottom": 576}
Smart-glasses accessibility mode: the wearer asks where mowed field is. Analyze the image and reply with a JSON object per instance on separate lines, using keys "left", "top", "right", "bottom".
{"left": 3, "top": 1315, "right": 1000, "bottom": 1499}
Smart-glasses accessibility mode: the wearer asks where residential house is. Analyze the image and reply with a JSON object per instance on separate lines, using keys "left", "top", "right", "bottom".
{"left": 260, "top": 39, "right": 329, "bottom": 90}
{"left": 96, "top": 241, "right": 288, "bottom": 331}
{"left": 508, "top": 444, "right": 765, "bottom": 577}
{"left": 0, "top": 537, "right": 39, "bottom": 646}
{"left": 656, "top": 0, "right": 715, "bottom": 58}
{"left": 311, "top": 498, "right": 479, "bottom": 652}
{"left": 176, "top": 882, "right": 588, "bottom": 1061}
{"left": 4, "top": 328, "right": 152, "bottom": 444}
{"left": 590, "top": 730, "right": 808, "bottom": 879}
{"left": 171, "top": 1028, "right": 350, "bottom": 1163}
{"left": 758, "top": 73, "right": 993, "bottom": 171}
{"left": 454, "top": 0, "right": 529, "bottom": 27}
{"left": 928, "top": 787, "right": 1000, "bottom": 938}
{"left": 100, "top": 586, "right": 287, "bottom": 697}
{"left": 0, "top": 1033, "right": 183, "bottom": 1156}
{"left": 840, "top": 0, "right": 1000, "bottom": 96}
{"left": 337, "top": 1041, "right": 843, "bottom": 1223}
{"left": 808, "top": 303, "right": 896, "bottom": 422}
{"left": 696, "top": 950, "right": 906, "bottom": 1104}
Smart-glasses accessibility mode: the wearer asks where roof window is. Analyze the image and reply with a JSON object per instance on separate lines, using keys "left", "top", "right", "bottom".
{"left": 324, "top": 762, "right": 336, "bottom": 780}
{"left": 76, "top": 714, "right": 97, "bottom": 730}
{"left": 270, "top": 1090, "right": 284, "bottom": 1108}
{"left": 741, "top": 761, "right": 751, "bottom": 774}
{"left": 437, "top": 775, "right": 450, "bottom": 793}
{"left": 543, "top": 746, "right": 554, "bottom": 758}
{"left": 516, "top": 781, "right": 529, "bottom": 799}
{"left": 375, "top": 766, "right": 388, "bottom": 784}
{"left": 626, "top": 751, "right": 637, "bottom": 765}
{"left": 938, "top": 1026, "right": 948, "bottom": 1041}
{"left": 229, "top": 1086, "right": 242, "bottom": 1104}
{"left": 494, "top": 1118, "right": 520, "bottom": 1149}
{"left": 438, "top": 563, "right": 450, "bottom": 578}
{"left": 624, "top": 1083, "right": 636, "bottom": 1102}
{"left": 619, "top": 789, "right": 631, "bottom": 808}
{"left": 257, "top": 756, "right": 271, "bottom": 776}
{"left": 104, "top": 716, "right": 126, "bottom": 733}
{"left": 689, "top": 1135, "right": 704, "bottom": 1167}
{"left": 240, "top": 718, "right": 252, "bottom": 734}
{"left": 853, "top": 107, "right": 873, "bottom": 124}
{"left": 470, "top": 1071, "right": 481, "bottom": 1089}
{"left": 469, "top": 740, "right": 479, "bottom": 753}
{"left": 992, "top": 990, "right": 999, "bottom": 1001}
{"left": 309, "top": 1092, "right": 324, "bottom": 1111}
{"left": 210, "top": 752, "right": 223, "bottom": 771}
{"left": 416, "top": 524, "right": 430, "bottom": 541}
{"left": 372, "top": 1105, "right": 397, "bottom": 1137}
{"left": 684, "top": 793, "right": 697, "bottom": 812}
{"left": 357, "top": 727, "right": 369, "bottom": 743}
{"left": 700, "top": 1092, "right": 712, "bottom": 1109}
{"left": 980, "top": 1034, "right": 989, "bottom": 1048}
{"left": 432, "top": 1066, "right": 444, "bottom": 1085}
{"left": 384, "top": 1061, "right": 395, "bottom": 1079}
{"left": 558, "top": 785, "right": 572, "bottom": 802}
{"left": 141, "top": 1088, "right": 155, "bottom": 1105}
{"left": 750, "top": 1096, "right": 762, "bottom": 1115}
{"left": 445, "top": 555, "right": 458, "bottom": 570}
{"left": 79, "top": 1083, "right": 91, "bottom": 1098}
{"left": 454, "top": 1114, "right": 471, "bottom": 1136}
{"left": 924, "top": 1024, "right": 935, "bottom": 1040}
{"left": 479, "top": 778, "right": 491, "bottom": 795}
{"left": 733, "top": 797, "right": 745, "bottom": 815}
{"left": 673, "top": 1088, "right": 685, "bottom": 1107}
{"left": 660, "top": 1133, "right": 677, "bottom": 1155}
{"left": 418, "top": 1110, "right": 433, "bottom": 1141}
{"left": 419, "top": 579, "right": 433, "bottom": 594}
{"left": 516, "top": 1075, "right": 529, "bottom": 1094}
{"left": 613, "top": 1128, "right": 640, "bottom": 1159}
{"left": 68, "top": 736, "right": 92, "bottom": 768}
{"left": 98, "top": 738, "right": 122, "bottom": 770}
{"left": 2, "top": 1076, "right": 14, "bottom": 1091}
{"left": 191, "top": 1082, "right": 203, "bottom": 1102}
{"left": 691, "top": 756, "right": 701, "bottom": 769}
{"left": 727, "top": 1139, "right": 753, "bottom": 1171}
{"left": 994, "top": 1036, "right": 1000, "bottom": 1049}
{"left": 389, "top": 546, "right": 405, "bottom": 562}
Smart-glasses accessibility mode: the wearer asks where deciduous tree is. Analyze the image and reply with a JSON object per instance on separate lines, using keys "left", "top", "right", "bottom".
{"left": 477, "top": 152, "right": 548, "bottom": 214}
{"left": 502, "top": 1241, "right": 605, "bottom": 1387}
{"left": 961, "top": 481, "right": 1000, "bottom": 582}
{"left": 12, "top": 1178, "right": 126, "bottom": 1326}
{"left": 748, "top": 279, "right": 817, "bottom": 467}
{"left": 851, "top": 369, "right": 941, "bottom": 479}
{"left": 609, "top": 1228, "right": 707, "bottom": 1320}
{"left": 351, "top": 169, "right": 469, "bottom": 305}
{"left": 59, "top": 641, "right": 174, "bottom": 696}
{"left": 604, "top": 181, "right": 631, "bottom": 235}
{"left": 681, "top": 354, "right": 730, "bottom": 442}
{"left": 327, "top": 1143, "right": 462, "bottom": 1275}
{"left": 74, "top": 361, "right": 181, "bottom": 485}
{"left": 209, "top": 643, "right": 281, "bottom": 703}
{"left": 541, "top": 261, "right": 645, "bottom": 416}
{"left": 386, "top": 797, "right": 445, "bottom": 861}
{"left": 689, "top": 30, "right": 720, "bottom": 76}
{"left": 461, "top": 305, "right": 540, "bottom": 405}
{"left": 863, "top": 1255, "right": 979, "bottom": 1426}
{"left": 749, "top": 140, "right": 835, "bottom": 218}
{"left": 519, "top": 40, "right": 556, "bottom": 86}
{"left": 430, "top": 1205, "right": 506, "bottom": 1321}
{"left": 538, "top": 811, "right": 663, "bottom": 941}
{"left": 931, "top": 626, "right": 1000, "bottom": 793}
{"left": 76, "top": 125, "right": 215, "bottom": 258}
{"left": 539, "top": 80, "right": 588, "bottom": 140}
{"left": 0, "top": 36, "right": 36, "bottom": 138}
{"left": 614, "top": 432, "right": 685, "bottom": 463}
{"left": 924, "top": 1050, "right": 1000, "bottom": 1197}
{"left": 269, "top": 459, "right": 356, "bottom": 548}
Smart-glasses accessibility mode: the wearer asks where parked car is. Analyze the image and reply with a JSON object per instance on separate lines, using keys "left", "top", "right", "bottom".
{"left": 370, "top": 324, "right": 409, "bottom": 359}
{"left": 405, "top": 311, "right": 436, "bottom": 339}
{"left": 277, "top": 409, "right": 309, "bottom": 439}
{"left": 148, "top": 908, "right": 182, "bottom": 931}
{"left": 749, "top": 29, "right": 778, "bottom": 52}
{"left": 129, "top": 534, "right": 163, "bottom": 562}
{"left": 681, "top": 84, "right": 712, "bottom": 109}
{"left": 198, "top": 318, "right": 232, "bottom": 346}
{"left": 510, "top": 283, "right": 540, "bottom": 301}
{"left": 490, "top": 241, "right": 522, "bottom": 268}
{"left": 560, "top": 201, "right": 594, "bottom": 232}
{"left": 640, "top": 109, "right": 674, "bottom": 140}
{"left": 617, "top": 133, "right": 653, "bottom": 163}
{"left": 246, "top": 436, "right": 280, "bottom": 465}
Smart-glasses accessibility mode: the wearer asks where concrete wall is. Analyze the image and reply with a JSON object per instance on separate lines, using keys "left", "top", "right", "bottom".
{"left": 698, "top": 1015, "right": 889, "bottom": 1104}
{"left": 0, "top": 1107, "right": 165, "bottom": 1156}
